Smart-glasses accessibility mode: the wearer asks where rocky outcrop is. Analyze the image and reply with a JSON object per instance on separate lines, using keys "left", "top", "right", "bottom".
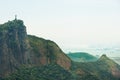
{"left": 98, "top": 54, "right": 120, "bottom": 79}
{"left": 0, "top": 19, "right": 71, "bottom": 77}
{"left": 0, "top": 20, "right": 31, "bottom": 77}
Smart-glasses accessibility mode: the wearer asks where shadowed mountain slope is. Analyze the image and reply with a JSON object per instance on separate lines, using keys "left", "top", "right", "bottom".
{"left": 71, "top": 54, "right": 120, "bottom": 80}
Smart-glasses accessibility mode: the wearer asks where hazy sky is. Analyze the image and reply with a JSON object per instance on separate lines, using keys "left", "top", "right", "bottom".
{"left": 0, "top": 0, "right": 120, "bottom": 52}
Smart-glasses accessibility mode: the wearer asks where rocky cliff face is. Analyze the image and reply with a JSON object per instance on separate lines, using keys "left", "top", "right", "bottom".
{"left": 0, "top": 19, "right": 71, "bottom": 77}
{"left": 0, "top": 20, "right": 30, "bottom": 77}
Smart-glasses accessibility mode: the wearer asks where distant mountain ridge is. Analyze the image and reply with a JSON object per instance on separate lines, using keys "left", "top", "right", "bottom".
{"left": 67, "top": 52, "right": 98, "bottom": 62}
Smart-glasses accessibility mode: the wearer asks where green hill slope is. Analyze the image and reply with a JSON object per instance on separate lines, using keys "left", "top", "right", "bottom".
{"left": 71, "top": 54, "right": 120, "bottom": 80}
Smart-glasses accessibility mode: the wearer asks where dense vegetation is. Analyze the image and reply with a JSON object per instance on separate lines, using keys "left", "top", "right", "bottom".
{"left": 2, "top": 55, "right": 120, "bottom": 80}
{"left": 3, "top": 64, "right": 75, "bottom": 80}
{"left": 0, "top": 19, "right": 24, "bottom": 31}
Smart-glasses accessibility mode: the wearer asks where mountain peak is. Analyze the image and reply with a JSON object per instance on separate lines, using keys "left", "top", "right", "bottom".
{"left": 0, "top": 19, "right": 29, "bottom": 77}
{"left": 100, "top": 54, "right": 107, "bottom": 58}
{"left": 98, "top": 54, "right": 110, "bottom": 61}
{"left": 0, "top": 19, "right": 25, "bottom": 31}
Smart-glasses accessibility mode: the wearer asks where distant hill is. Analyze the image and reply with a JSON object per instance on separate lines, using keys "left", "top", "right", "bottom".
{"left": 71, "top": 54, "right": 120, "bottom": 80}
{"left": 67, "top": 52, "right": 98, "bottom": 62}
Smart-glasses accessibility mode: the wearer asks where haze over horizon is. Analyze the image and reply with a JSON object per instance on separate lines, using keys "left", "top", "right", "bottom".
{"left": 0, "top": 0, "right": 120, "bottom": 56}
